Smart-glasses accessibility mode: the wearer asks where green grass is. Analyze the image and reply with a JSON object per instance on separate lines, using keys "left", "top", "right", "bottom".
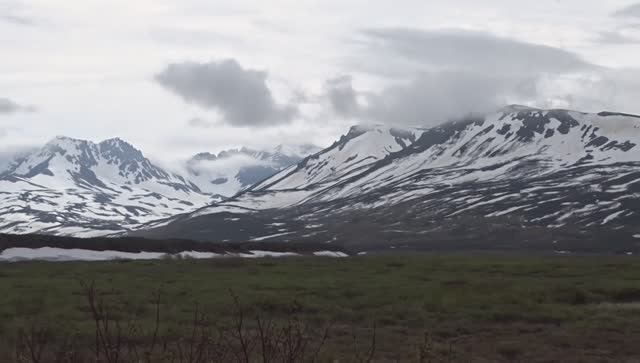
{"left": 2, "top": 255, "right": 640, "bottom": 361}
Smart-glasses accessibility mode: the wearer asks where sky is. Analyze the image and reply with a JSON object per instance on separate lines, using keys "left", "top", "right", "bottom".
{"left": 2, "top": 0, "right": 640, "bottom": 164}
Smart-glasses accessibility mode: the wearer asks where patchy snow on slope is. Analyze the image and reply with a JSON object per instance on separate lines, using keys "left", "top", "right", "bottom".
{"left": 313, "top": 251, "right": 349, "bottom": 257}
{"left": 169, "top": 107, "right": 640, "bottom": 234}
{"left": 237, "top": 250, "right": 300, "bottom": 258}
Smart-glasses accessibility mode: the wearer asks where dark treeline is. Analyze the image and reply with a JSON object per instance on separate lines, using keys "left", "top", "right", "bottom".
{"left": 0, "top": 234, "right": 351, "bottom": 255}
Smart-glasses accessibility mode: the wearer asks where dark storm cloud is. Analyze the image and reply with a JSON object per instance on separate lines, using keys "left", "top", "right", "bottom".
{"left": 155, "top": 59, "right": 298, "bottom": 127}
{"left": 358, "top": 28, "right": 592, "bottom": 76}
{"left": 325, "top": 76, "right": 360, "bottom": 115}
{"left": 0, "top": 98, "right": 36, "bottom": 114}
{"left": 613, "top": 3, "right": 640, "bottom": 17}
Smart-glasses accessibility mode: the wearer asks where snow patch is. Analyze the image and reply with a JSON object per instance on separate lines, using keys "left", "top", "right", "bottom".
{"left": 0, "top": 247, "right": 165, "bottom": 262}
{"left": 250, "top": 232, "right": 295, "bottom": 241}
{"left": 313, "top": 251, "right": 348, "bottom": 257}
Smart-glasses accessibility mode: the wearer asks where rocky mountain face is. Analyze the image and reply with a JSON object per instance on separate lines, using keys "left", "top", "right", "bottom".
{"left": 0, "top": 137, "right": 212, "bottom": 237}
{"left": 140, "top": 107, "right": 640, "bottom": 254}
{"left": 184, "top": 144, "right": 321, "bottom": 197}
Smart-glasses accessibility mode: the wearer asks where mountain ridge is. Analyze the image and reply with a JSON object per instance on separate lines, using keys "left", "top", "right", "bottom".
{"left": 138, "top": 107, "right": 640, "bottom": 253}
{"left": 0, "top": 136, "right": 320, "bottom": 237}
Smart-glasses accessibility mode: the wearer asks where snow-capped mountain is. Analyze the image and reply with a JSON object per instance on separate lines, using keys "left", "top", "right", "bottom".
{"left": 0, "top": 136, "right": 212, "bottom": 237}
{"left": 140, "top": 106, "right": 640, "bottom": 253}
{"left": 185, "top": 144, "right": 321, "bottom": 197}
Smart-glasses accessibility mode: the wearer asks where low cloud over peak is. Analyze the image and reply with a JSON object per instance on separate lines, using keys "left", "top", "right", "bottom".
{"left": 155, "top": 59, "right": 298, "bottom": 127}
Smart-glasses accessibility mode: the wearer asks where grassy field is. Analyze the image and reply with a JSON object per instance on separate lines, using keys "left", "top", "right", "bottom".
{"left": 1, "top": 255, "right": 640, "bottom": 362}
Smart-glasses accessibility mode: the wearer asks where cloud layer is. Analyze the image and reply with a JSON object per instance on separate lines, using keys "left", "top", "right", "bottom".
{"left": 614, "top": 3, "right": 640, "bottom": 17}
{"left": 357, "top": 28, "right": 592, "bottom": 76}
{"left": 155, "top": 27, "right": 640, "bottom": 130}
{"left": 155, "top": 59, "right": 298, "bottom": 127}
{"left": 0, "top": 97, "right": 35, "bottom": 114}
{"left": 323, "top": 28, "right": 629, "bottom": 125}
{"left": 4, "top": 0, "right": 640, "bottom": 161}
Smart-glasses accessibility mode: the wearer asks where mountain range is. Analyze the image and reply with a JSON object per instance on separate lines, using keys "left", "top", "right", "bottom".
{"left": 2, "top": 105, "right": 640, "bottom": 254}
{"left": 0, "top": 137, "right": 317, "bottom": 237}
{"left": 138, "top": 106, "right": 640, "bottom": 253}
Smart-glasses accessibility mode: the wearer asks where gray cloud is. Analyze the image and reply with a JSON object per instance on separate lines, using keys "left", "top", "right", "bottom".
{"left": 0, "top": 97, "right": 36, "bottom": 114}
{"left": 614, "top": 3, "right": 640, "bottom": 17}
{"left": 155, "top": 59, "right": 298, "bottom": 127}
{"left": 356, "top": 28, "right": 592, "bottom": 77}
{"left": 330, "top": 28, "right": 605, "bottom": 125}
{"left": 325, "top": 76, "right": 360, "bottom": 115}
{"left": 330, "top": 72, "right": 536, "bottom": 125}
{"left": 596, "top": 30, "right": 640, "bottom": 44}
{"left": 365, "top": 72, "right": 525, "bottom": 125}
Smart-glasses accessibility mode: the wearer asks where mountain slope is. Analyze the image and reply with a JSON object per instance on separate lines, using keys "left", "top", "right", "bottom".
{"left": 0, "top": 137, "right": 212, "bottom": 236}
{"left": 139, "top": 107, "right": 640, "bottom": 252}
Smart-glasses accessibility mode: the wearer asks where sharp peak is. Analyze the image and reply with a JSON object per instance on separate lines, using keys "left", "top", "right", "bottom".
{"left": 44, "top": 136, "right": 94, "bottom": 152}
{"left": 100, "top": 136, "right": 125, "bottom": 142}
{"left": 47, "top": 136, "right": 135, "bottom": 146}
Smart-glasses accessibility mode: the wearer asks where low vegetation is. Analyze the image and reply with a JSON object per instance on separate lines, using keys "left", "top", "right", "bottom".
{"left": 1, "top": 255, "right": 640, "bottom": 362}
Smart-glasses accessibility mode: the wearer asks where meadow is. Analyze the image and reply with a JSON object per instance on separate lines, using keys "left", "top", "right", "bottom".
{"left": 1, "top": 255, "right": 640, "bottom": 362}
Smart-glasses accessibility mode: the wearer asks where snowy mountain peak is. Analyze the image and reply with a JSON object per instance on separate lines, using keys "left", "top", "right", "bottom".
{"left": 0, "top": 136, "right": 212, "bottom": 237}
{"left": 7, "top": 136, "right": 185, "bottom": 187}
{"left": 44, "top": 136, "right": 91, "bottom": 154}
{"left": 250, "top": 124, "right": 421, "bottom": 191}
{"left": 98, "top": 137, "right": 144, "bottom": 159}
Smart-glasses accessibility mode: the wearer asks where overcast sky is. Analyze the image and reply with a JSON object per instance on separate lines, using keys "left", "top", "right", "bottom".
{"left": 2, "top": 0, "right": 640, "bottom": 163}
